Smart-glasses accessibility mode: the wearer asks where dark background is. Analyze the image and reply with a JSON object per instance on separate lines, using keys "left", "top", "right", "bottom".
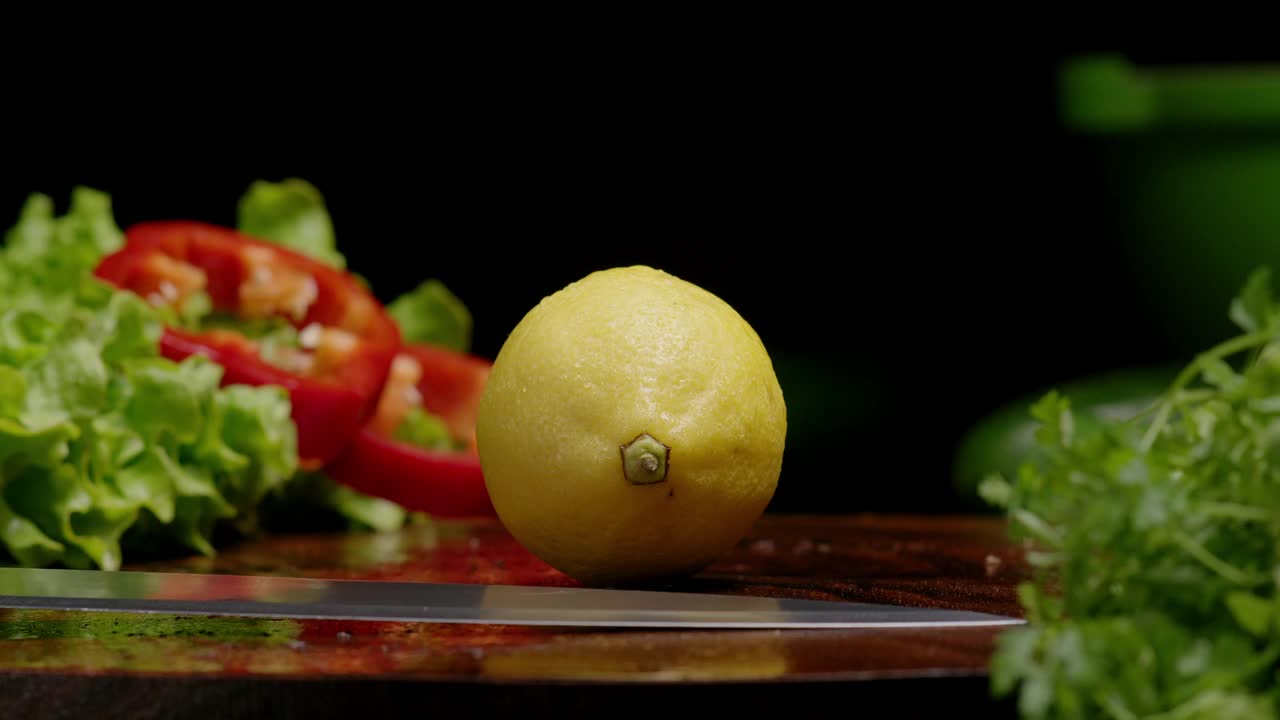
{"left": 5, "top": 44, "right": 1268, "bottom": 514}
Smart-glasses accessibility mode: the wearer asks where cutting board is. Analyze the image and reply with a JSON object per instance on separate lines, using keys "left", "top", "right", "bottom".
{"left": 0, "top": 514, "right": 1027, "bottom": 718}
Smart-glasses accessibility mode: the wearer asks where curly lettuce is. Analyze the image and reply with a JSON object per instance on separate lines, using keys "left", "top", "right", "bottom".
{"left": 237, "top": 178, "right": 344, "bottom": 269}
{"left": 387, "top": 279, "right": 472, "bottom": 352}
{"left": 0, "top": 189, "right": 298, "bottom": 569}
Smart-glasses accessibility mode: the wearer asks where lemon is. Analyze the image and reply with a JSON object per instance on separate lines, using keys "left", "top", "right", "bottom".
{"left": 476, "top": 266, "right": 787, "bottom": 586}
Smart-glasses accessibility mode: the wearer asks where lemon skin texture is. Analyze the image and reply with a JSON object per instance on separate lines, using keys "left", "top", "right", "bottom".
{"left": 476, "top": 266, "right": 787, "bottom": 587}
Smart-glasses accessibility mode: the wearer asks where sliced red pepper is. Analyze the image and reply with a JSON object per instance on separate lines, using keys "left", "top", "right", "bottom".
{"left": 94, "top": 221, "right": 400, "bottom": 466}
{"left": 378, "top": 343, "right": 490, "bottom": 452}
{"left": 326, "top": 344, "right": 495, "bottom": 517}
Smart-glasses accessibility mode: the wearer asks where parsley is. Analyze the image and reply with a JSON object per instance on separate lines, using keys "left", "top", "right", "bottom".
{"left": 982, "top": 268, "right": 1280, "bottom": 719}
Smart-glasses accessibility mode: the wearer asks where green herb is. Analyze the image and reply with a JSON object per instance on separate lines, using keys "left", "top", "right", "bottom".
{"left": 982, "top": 268, "right": 1280, "bottom": 718}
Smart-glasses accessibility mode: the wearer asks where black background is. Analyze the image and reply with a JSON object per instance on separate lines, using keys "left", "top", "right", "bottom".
{"left": 6, "top": 42, "right": 1269, "bottom": 514}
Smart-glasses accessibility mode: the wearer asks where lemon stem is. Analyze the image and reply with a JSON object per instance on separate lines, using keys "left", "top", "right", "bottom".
{"left": 621, "top": 433, "right": 670, "bottom": 484}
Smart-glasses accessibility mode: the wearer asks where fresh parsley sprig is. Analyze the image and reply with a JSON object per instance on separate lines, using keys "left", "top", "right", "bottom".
{"left": 982, "top": 268, "right": 1280, "bottom": 719}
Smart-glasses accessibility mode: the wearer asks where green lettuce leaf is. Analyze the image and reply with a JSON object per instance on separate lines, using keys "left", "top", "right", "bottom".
{"left": 387, "top": 279, "right": 472, "bottom": 352}
{"left": 0, "top": 184, "right": 446, "bottom": 569}
{"left": 0, "top": 190, "right": 300, "bottom": 569}
{"left": 0, "top": 187, "right": 123, "bottom": 317}
{"left": 236, "top": 178, "right": 345, "bottom": 268}
{"left": 262, "top": 472, "right": 407, "bottom": 533}
{"left": 210, "top": 384, "right": 298, "bottom": 512}
{"left": 0, "top": 494, "right": 64, "bottom": 567}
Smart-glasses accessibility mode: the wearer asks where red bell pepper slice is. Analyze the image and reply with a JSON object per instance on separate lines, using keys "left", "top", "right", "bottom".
{"left": 326, "top": 344, "right": 496, "bottom": 517}
{"left": 94, "top": 221, "right": 400, "bottom": 466}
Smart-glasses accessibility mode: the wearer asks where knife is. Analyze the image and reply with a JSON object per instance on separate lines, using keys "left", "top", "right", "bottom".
{"left": 0, "top": 567, "right": 1023, "bottom": 629}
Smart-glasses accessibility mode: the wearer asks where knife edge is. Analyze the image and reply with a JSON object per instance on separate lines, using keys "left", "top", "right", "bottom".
{"left": 0, "top": 567, "right": 1026, "bottom": 629}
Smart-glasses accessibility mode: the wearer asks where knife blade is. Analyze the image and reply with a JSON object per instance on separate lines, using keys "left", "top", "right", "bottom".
{"left": 0, "top": 567, "right": 1024, "bottom": 629}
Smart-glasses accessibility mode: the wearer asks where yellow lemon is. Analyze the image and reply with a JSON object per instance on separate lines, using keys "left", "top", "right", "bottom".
{"left": 476, "top": 266, "right": 787, "bottom": 586}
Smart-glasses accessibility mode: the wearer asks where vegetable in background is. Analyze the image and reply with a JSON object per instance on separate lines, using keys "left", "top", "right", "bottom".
{"left": 381, "top": 343, "right": 487, "bottom": 451}
{"left": 0, "top": 189, "right": 298, "bottom": 570}
{"left": 236, "top": 179, "right": 472, "bottom": 354}
{"left": 237, "top": 178, "right": 345, "bottom": 269}
{"left": 327, "top": 343, "right": 493, "bottom": 518}
{"left": 236, "top": 179, "right": 473, "bottom": 356}
{"left": 235, "top": 179, "right": 494, "bottom": 517}
{"left": 388, "top": 279, "right": 472, "bottom": 353}
{"left": 259, "top": 470, "right": 408, "bottom": 533}
{"left": 0, "top": 188, "right": 122, "bottom": 314}
{"left": 982, "top": 269, "right": 1280, "bottom": 718}
{"left": 952, "top": 365, "right": 1175, "bottom": 509}
{"left": 0, "top": 179, "right": 494, "bottom": 570}
{"left": 94, "top": 221, "right": 401, "bottom": 465}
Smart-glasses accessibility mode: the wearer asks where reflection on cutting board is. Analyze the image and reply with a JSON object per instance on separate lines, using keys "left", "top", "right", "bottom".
{"left": 0, "top": 515, "right": 1026, "bottom": 683}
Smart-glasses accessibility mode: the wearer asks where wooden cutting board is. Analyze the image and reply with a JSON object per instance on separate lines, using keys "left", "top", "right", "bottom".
{"left": 0, "top": 514, "right": 1027, "bottom": 718}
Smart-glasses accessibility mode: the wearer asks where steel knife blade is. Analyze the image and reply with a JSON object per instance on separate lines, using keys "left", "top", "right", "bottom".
{"left": 0, "top": 567, "right": 1024, "bottom": 629}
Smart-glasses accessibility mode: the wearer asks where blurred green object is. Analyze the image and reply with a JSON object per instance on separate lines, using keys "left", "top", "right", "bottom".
{"left": 387, "top": 279, "right": 472, "bottom": 353}
{"left": 952, "top": 365, "right": 1175, "bottom": 509}
{"left": 1062, "top": 55, "right": 1280, "bottom": 353}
